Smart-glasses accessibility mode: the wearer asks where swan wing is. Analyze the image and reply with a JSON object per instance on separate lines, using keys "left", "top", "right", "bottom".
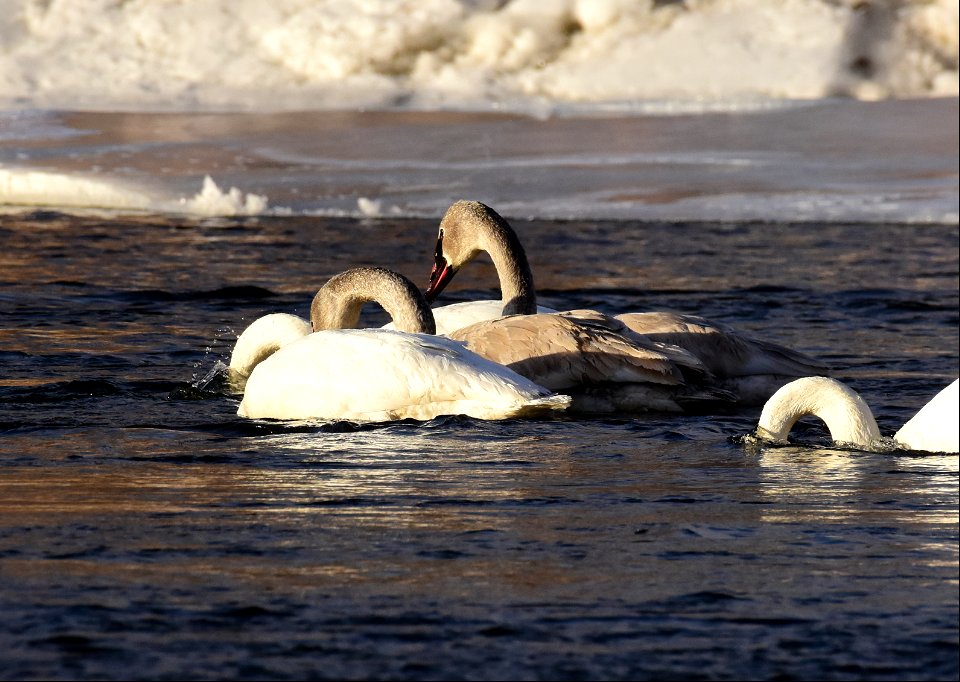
{"left": 561, "top": 309, "right": 709, "bottom": 379}
{"left": 616, "top": 311, "right": 827, "bottom": 379}
{"left": 450, "top": 313, "right": 683, "bottom": 392}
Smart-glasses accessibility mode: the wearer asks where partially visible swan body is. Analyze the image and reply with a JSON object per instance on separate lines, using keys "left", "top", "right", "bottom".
{"left": 890, "top": 379, "right": 958, "bottom": 453}
{"left": 233, "top": 267, "right": 571, "bottom": 422}
{"left": 616, "top": 311, "right": 828, "bottom": 404}
{"left": 756, "top": 376, "right": 959, "bottom": 453}
{"left": 239, "top": 329, "right": 571, "bottom": 422}
{"left": 424, "top": 200, "right": 826, "bottom": 405}
{"left": 446, "top": 307, "right": 734, "bottom": 413}
{"left": 384, "top": 299, "right": 557, "bottom": 335}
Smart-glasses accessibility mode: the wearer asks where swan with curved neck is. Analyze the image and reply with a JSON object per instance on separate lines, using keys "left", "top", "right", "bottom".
{"left": 756, "top": 376, "right": 959, "bottom": 453}
{"left": 232, "top": 267, "right": 570, "bottom": 422}
{"left": 311, "top": 267, "right": 435, "bottom": 335}
{"left": 413, "top": 199, "right": 555, "bottom": 333}
{"left": 427, "top": 200, "right": 537, "bottom": 316}
{"left": 421, "top": 202, "right": 742, "bottom": 413}
{"left": 425, "top": 200, "right": 826, "bottom": 405}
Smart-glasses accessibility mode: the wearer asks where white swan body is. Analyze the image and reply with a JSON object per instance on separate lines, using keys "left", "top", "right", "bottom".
{"left": 233, "top": 268, "right": 570, "bottom": 422}
{"left": 892, "top": 379, "right": 958, "bottom": 453}
{"left": 756, "top": 376, "right": 959, "bottom": 453}
{"left": 238, "top": 329, "right": 570, "bottom": 422}
{"left": 424, "top": 201, "right": 825, "bottom": 406}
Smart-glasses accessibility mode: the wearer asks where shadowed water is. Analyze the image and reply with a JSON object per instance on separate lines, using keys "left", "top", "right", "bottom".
{"left": 0, "top": 212, "right": 957, "bottom": 680}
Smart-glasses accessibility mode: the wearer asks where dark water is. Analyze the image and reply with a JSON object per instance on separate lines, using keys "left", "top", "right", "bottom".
{"left": 1, "top": 211, "right": 957, "bottom": 680}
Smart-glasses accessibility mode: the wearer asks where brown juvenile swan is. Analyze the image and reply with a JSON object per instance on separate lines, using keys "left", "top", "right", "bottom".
{"left": 424, "top": 200, "right": 826, "bottom": 406}
{"left": 419, "top": 202, "right": 745, "bottom": 413}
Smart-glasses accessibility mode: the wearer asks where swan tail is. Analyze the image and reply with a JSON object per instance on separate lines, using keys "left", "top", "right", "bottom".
{"left": 742, "top": 339, "right": 830, "bottom": 377}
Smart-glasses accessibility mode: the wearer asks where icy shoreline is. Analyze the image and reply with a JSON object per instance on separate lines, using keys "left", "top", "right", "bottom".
{"left": 2, "top": 99, "right": 957, "bottom": 223}
{"left": 1, "top": 0, "right": 956, "bottom": 114}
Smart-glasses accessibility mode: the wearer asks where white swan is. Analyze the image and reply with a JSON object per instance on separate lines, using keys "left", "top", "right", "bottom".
{"left": 424, "top": 200, "right": 826, "bottom": 405}
{"left": 893, "top": 379, "right": 959, "bottom": 453}
{"left": 232, "top": 267, "right": 571, "bottom": 422}
{"left": 756, "top": 376, "right": 959, "bottom": 453}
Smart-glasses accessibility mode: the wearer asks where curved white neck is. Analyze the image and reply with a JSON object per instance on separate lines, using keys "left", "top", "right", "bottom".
{"left": 757, "top": 376, "right": 882, "bottom": 446}
{"left": 229, "top": 313, "right": 312, "bottom": 377}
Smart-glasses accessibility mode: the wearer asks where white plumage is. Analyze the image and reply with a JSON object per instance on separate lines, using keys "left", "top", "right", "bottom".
{"left": 756, "top": 376, "right": 959, "bottom": 453}
{"left": 231, "top": 267, "right": 570, "bottom": 423}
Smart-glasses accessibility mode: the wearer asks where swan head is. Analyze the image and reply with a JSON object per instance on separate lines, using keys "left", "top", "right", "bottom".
{"left": 426, "top": 225, "right": 457, "bottom": 302}
{"left": 425, "top": 200, "right": 536, "bottom": 316}
{"left": 426, "top": 201, "right": 488, "bottom": 302}
{"left": 312, "top": 267, "right": 436, "bottom": 335}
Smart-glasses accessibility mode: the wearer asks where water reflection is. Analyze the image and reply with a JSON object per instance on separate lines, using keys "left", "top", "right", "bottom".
{"left": 242, "top": 425, "right": 583, "bottom": 513}
{"left": 756, "top": 443, "right": 959, "bottom": 526}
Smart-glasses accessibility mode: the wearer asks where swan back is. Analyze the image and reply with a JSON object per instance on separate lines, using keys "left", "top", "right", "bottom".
{"left": 893, "top": 379, "right": 959, "bottom": 453}
{"left": 616, "top": 312, "right": 828, "bottom": 379}
{"left": 449, "top": 311, "right": 686, "bottom": 392}
{"left": 229, "top": 313, "right": 311, "bottom": 378}
{"left": 312, "top": 267, "right": 435, "bottom": 334}
{"left": 617, "top": 311, "right": 829, "bottom": 404}
{"left": 756, "top": 376, "right": 881, "bottom": 447}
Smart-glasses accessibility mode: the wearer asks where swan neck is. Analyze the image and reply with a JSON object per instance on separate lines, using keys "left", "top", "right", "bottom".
{"left": 479, "top": 217, "right": 537, "bottom": 316}
{"left": 312, "top": 268, "right": 436, "bottom": 334}
{"left": 757, "top": 377, "right": 881, "bottom": 446}
{"left": 229, "top": 313, "right": 312, "bottom": 378}
{"left": 231, "top": 342, "right": 280, "bottom": 378}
